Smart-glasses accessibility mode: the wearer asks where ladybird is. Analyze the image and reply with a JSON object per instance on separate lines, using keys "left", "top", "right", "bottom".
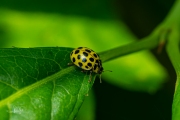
{"left": 69, "top": 47, "right": 104, "bottom": 83}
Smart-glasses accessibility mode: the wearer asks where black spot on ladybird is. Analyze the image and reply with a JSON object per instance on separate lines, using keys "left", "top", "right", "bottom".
{"left": 100, "top": 67, "right": 103, "bottom": 71}
{"left": 94, "top": 64, "right": 97, "bottom": 70}
{"left": 85, "top": 66, "right": 89, "bottom": 69}
{"left": 78, "top": 62, "right": 83, "bottom": 67}
{"left": 77, "top": 55, "right": 81, "bottom": 59}
{"left": 98, "top": 67, "right": 103, "bottom": 74}
{"left": 83, "top": 52, "right": 88, "bottom": 57}
{"left": 85, "top": 49, "right": 91, "bottom": 53}
{"left": 87, "top": 63, "right": 92, "bottom": 67}
{"left": 82, "top": 58, "right": 87, "bottom": 62}
{"left": 96, "top": 60, "right": 99, "bottom": 64}
{"left": 99, "top": 60, "right": 102, "bottom": 65}
{"left": 78, "top": 47, "right": 83, "bottom": 49}
{"left": 75, "top": 50, "right": 80, "bottom": 54}
{"left": 89, "top": 58, "right": 94, "bottom": 62}
{"left": 93, "top": 53, "right": 97, "bottom": 58}
{"left": 72, "top": 57, "right": 76, "bottom": 62}
{"left": 98, "top": 64, "right": 101, "bottom": 68}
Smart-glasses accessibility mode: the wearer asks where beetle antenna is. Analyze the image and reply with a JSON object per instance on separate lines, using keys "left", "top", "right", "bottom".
{"left": 103, "top": 70, "right": 112, "bottom": 72}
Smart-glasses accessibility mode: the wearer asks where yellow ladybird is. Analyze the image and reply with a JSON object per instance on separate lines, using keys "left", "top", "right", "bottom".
{"left": 69, "top": 47, "right": 104, "bottom": 82}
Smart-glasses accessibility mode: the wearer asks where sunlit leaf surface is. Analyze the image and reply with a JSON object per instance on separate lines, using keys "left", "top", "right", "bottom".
{"left": 0, "top": 47, "right": 95, "bottom": 120}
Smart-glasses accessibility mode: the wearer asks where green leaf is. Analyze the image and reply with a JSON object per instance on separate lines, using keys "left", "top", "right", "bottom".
{"left": 0, "top": 47, "right": 95, "bottom": 120}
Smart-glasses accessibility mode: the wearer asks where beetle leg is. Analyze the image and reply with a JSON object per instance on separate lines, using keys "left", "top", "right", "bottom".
{"left": 99, "top": 74, "right": 102, "bottom": 83}
{"left": 88, "top": 70, "right": 93, "bottom": 82}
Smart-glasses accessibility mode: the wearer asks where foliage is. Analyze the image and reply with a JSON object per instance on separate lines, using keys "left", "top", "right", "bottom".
{"left": 0, "top": 0, "right": 180, "bottom": 120}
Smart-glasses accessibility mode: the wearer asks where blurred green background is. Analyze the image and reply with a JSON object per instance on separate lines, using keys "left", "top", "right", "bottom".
{"left": 0, "top": 0, "right": 176, "bottom": 120}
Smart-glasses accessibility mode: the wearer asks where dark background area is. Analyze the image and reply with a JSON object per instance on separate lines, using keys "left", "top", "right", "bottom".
{"left": 95, "top": 0, "right": 176, "bottom": 120}
{"left": 0, "top": 0, "right": 176, "bottom": 119}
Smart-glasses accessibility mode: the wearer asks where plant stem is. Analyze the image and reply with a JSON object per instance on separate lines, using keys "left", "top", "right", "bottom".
{"left": 99, "top": 0, "right": 180, "bottom": 63}
{"left": 99, "top": 34, "right": 159, "bottom": 63}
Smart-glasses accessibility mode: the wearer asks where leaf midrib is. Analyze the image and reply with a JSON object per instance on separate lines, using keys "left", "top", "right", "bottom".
{"left": 0, "top": 66, "right": 75, "bottom": 107}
